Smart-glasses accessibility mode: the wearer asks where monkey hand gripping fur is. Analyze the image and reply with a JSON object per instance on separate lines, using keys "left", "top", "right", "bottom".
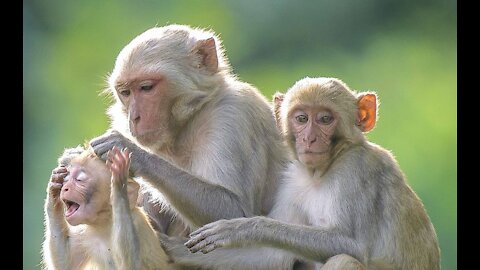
{"left": 165, "top": 77, "right": 440, "bottom": 270}
{"left": 90, "top": 130, "right": 143, "bottom": 174}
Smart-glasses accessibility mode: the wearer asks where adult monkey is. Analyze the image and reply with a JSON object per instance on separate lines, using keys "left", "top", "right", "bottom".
{"left": 90, "top": 25, "right": 288, "bottom": 237}
{"left": 165, "top": 77, "right": 440, "bottom": 270}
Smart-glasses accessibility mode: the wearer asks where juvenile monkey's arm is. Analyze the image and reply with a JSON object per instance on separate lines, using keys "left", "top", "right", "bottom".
{"left": 43, "top": 166, "right": 73, "bottom": 270}
{"left": 186, "top": 216, "right": 364, "bottom": 263}
{"left": 108, "top": 147, "right": 141, "bottom": 270}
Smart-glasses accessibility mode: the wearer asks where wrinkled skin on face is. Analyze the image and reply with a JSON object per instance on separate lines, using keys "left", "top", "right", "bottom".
{"left": 115, "top": 76, "right": 173, "bottom": 147}
{"left": 290, "top": 106, "right": 337, "bottom": 170}
{"left": 60, "top": 156, "right": 111, "bottom": 226}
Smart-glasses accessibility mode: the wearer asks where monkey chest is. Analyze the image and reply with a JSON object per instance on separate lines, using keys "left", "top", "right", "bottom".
{"left": 295, "top": 188, "right": 337, "bottom": 228}
{"left": 83, "top": 241, "right": 115, "bottom": 269}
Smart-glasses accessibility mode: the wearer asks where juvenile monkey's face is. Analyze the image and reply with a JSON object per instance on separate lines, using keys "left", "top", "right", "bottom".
{"left": 60, "top": 157, "right": 111, "bottom": 226}
{"left": 290, "top": 106, "right": 338, "bottom": 169}
{"left": 114, "top": 74, "right": 174, "bottom": 147}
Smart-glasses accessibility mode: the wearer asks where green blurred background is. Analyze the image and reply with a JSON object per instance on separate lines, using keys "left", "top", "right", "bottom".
{"left": 23, "top": 0, "right": 456, "bottom": 269}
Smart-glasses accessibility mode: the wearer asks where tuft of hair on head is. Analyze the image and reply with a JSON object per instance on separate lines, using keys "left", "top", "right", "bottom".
{"left": 58, "top": 145, "right": 86, "bottom": 167}
{"left": 82, "top": 141, "right": 99, "bottom": 160}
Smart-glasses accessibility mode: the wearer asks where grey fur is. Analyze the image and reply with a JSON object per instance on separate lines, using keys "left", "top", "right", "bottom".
{"left": 90, "top": 25, "right": 289, "bottom": 232}
{"left": 165, "top": 77, "right": 440, "bottom": 270}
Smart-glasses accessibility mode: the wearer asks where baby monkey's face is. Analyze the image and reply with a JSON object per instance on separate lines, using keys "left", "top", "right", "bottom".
{"left": 60, "top": 154, "right": 111, "bottom": 226}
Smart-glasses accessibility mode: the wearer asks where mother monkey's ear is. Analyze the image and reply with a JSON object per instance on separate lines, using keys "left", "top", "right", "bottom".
{"left": 190, "top": 37, "right": 219, "bottom": 74}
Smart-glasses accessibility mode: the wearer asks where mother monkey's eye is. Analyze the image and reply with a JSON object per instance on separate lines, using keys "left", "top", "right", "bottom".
{"left": 140, "top": 85, "right": 152, "bottom": 91}
{"left": 119, "top": 89, "right": 131, "bottom": 97}
{"left": 140, "top": 81, "right": 154, "bottom": 91}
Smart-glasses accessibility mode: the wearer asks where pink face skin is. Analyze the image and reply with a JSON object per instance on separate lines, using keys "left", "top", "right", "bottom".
{"left": 290, "top": 107, "right": 338, "bottom": 170}
{"left": 115, "top": 76, "right": 171, "bottom": 146}
{"left": 60, "top": 158, "right": 111, "bottom": 226}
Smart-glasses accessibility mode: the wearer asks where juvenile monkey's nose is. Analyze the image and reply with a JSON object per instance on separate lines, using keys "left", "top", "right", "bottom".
{"left": 303, "top": 136, "right": 317, "bottom": 144}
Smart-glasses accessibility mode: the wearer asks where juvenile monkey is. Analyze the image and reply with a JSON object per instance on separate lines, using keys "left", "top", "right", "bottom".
{"left": 165, "top": 77, "right": 440, "bottom": 270}
{"left": 89, "top": 24, "right": 288, "bottom": 236}
{"left": 42, "top": 146, "right": 175, "bottom": 270}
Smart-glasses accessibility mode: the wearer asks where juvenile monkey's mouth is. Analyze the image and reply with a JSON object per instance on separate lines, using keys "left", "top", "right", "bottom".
{"left": 63, "top": 200, "right": 80, "bottom": 218}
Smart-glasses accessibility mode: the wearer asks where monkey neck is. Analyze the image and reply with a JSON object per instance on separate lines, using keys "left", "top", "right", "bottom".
{"left": 85, "top": 217, "right": 113, "bottom": 240}
{"left": 157, "top": 143, "right": 177, "bottom": 158}
{"left": 331, "top": 138, "right": 356, "bottom": 162}
{"left": 158, "top": 94, "right": 224, "bottom": 166}
{"left": 306, "top": 167, "right": 323, "bottom": 179}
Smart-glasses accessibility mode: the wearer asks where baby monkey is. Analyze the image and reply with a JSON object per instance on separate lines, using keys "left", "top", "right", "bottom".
{"left": 42, "top": 145, "right": 174, "bottom": 270}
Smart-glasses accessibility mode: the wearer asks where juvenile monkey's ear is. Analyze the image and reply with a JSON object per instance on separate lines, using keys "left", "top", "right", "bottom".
{"left": 127, "top": 179, "right": 140, "bottom": 209}
{"left": 273, "top": 92, "right": 285, "bottom": 130}
{"left": 191, "top": 37, "right": 218, "bottom": 73}
{"left": 356, "top": 93, "right": 377, "bottom": 132}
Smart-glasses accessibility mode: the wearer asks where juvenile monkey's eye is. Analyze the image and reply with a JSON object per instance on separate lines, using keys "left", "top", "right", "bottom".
{"left": 295, "top": 115, "right": 308, "bottom": 123}
{"left": 318, "top": 115, "right": 334, "bottom": 124}
{"left": 119, "top": 90, "right": 130, "bottom": 97}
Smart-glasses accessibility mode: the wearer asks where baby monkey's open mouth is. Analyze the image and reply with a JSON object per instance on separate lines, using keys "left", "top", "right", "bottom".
{"left": 63, "top": 200, "right": 80, "bottom": 218}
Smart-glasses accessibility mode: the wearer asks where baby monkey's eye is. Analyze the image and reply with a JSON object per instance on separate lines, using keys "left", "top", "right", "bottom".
{"left": 63, "top": 174, "right": 71, "bottom": 183}
{"left": 75, "top": 171, "right": 88, "bottom": 182}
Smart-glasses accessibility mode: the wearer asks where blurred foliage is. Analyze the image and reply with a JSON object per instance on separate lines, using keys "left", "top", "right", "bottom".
{"left": 23, "top": 0, "right": 456, "bottom": 269}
